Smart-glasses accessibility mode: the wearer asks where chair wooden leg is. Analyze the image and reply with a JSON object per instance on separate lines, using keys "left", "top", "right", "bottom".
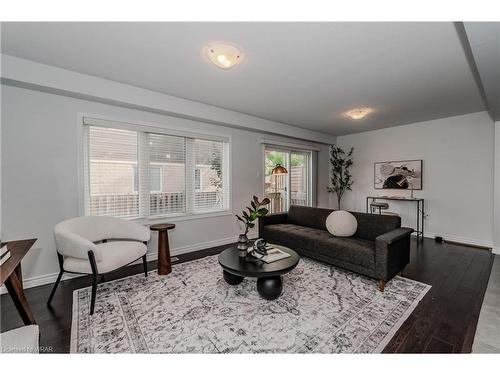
{"left": 47, "top": 252, "right": 64, "bottom": 306}
{"left": 88, "top": 250, "right": 99, "bottom": 315}
{"left": 142, "top": 255, "right": 148, "bottom": 277}
{"left": 379, "top": 280, "right": 386, "bottom": 292}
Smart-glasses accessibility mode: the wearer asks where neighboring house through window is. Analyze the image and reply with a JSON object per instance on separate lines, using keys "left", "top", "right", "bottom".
{"left": 133, "top": 165, "right": 162, "bottom": 193}
{"left": 194, "top": 168, "right": 201, "bottom": 191}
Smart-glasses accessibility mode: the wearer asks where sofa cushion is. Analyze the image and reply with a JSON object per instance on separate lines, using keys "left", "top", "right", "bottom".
{"left": 350, "top": 211, "right": 401, "bottom": 241}
{"left": 326, "top": 210, "right": 358, "bottom": 237}
{"left": 287, "top": 205, "right": 333, "bottom": 231}
{"left": 264, "top": 223, "right": 375, "bottom": 269}
{"left": 264, "top": 223, "right": 326, "bottom": 251}
{"left": 313, "top": 231, "right": 375, "bottom": 269}
{"left": 287, "top": 206, "right": 400, "bottom": 241}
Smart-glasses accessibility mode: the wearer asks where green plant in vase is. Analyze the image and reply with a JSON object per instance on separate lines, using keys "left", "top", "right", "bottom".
{"left": 235, "top": 196, "right": 270, "bottom": 256}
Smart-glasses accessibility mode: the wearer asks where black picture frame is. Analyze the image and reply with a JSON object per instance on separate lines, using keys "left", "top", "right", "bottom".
{"left": 374, "top": 159, "right": 423, "bottom": 190}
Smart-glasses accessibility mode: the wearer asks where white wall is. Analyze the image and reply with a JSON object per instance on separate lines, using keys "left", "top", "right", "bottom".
{"left": 1, "top": 85, "right": 332, "bottom": 289}
{"left": 337, "top": 112, "right": 495, "bottom": 247}
{"left": 494, "top": 121, "right": 500, "bottom": 253}
{"left": 1, "top": 54, "right": 336, "bottom": 145}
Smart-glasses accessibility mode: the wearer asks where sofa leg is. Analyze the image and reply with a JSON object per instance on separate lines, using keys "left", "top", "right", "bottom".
{"left": 379, "top": 280, "right": 386, "bottom": 292}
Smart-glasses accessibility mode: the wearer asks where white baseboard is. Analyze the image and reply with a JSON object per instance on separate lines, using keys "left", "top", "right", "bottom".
{"left": 0, "top": 270, "right": 83, "bottom": 295}
{"left": 422, "top": 231, "right": 494, "bottom": 250}
{"left": 0, "top": 233, "right": 258, "bottom": 295}
{"left": 492, "top": 247, "right": 500, "bottom": 255}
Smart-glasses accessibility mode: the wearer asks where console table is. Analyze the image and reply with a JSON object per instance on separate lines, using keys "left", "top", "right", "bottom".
{"left": 366, "top": 196, "right": 425, "bottom": 241}
{"left": 0, "top": 239, "right": 37, "bottom": 325}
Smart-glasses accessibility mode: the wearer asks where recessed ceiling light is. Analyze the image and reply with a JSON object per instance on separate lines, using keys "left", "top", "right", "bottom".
{"left": 205, "top": 42, "right": 243, "bottom": 69}
{"left": 345, "top": 108, "right": 373, "bottom": 120}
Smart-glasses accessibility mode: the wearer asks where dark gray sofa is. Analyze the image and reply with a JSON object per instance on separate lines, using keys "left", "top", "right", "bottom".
{"left": 259, "top": 205, "right": 413, "bottom": 291}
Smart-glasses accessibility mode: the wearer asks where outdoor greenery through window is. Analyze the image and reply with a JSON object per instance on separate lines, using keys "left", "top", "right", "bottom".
{"left": 84, "top": 123, "right": 228, "bottom": 219}
{"left": 264, "top": 147, "right": 312, "bottom": 213}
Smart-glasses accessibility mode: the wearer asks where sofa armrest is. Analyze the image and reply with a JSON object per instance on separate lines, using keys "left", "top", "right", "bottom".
{"left": 258, "top": 212, "right": 288, "bottom": 238}
{"left": 374, "top": 227, "right": 413, "bottom": 280}
{"left": 376, "top": 227, "right": 414, "bottom": 245}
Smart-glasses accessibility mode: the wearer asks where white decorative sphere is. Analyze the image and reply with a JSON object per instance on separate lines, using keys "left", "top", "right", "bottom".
{"left": 326, "top": 210, "right": 358, "bottom": 237}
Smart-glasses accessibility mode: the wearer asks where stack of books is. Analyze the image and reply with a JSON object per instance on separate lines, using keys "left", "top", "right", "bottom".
{"left": 261, "top": 247, "right": 291, "bottom": 263}
{"left": 1, "top": 244, "right": 10, "bottom": 266}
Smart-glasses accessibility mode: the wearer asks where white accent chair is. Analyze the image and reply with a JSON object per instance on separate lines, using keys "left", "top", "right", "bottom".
{"left": 48, "top": 216, "right": 150, "bottom": 315}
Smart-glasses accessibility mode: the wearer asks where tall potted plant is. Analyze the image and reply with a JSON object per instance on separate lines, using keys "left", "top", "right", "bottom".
{"left": 327, "top": 145, "right": 354, "bottom": 210}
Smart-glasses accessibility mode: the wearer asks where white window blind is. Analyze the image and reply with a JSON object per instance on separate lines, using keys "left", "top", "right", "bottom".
{"left": 87, "top": 127, "right": 139, "bottom": 218}
{"left": 84, "top": 121, "right": 229, "bottom": 219}
{"left": 193, "top": 139, "right": 225, "bottom": 212}
{"left": 147, "top": 133, "right": 186, "bottom": 217}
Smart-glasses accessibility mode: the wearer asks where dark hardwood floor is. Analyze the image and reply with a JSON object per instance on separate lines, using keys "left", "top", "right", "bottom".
{"left": 0, "top": 238, "right": 494, "bottom": 353}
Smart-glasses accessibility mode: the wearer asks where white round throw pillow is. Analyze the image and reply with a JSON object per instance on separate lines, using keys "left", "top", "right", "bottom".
{"left": 326, "top": 210, "right": 358, "bottom": 237}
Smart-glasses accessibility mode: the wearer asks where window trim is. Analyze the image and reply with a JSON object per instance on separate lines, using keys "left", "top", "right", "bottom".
{"left": 78, "top": 113, "right": 232, "bottom": 221}
{"left": 83, "top": 116, "right": 230, "bottom": 143}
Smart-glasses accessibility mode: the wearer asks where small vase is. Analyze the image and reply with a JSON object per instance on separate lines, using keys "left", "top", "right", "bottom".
{"left": 237, "top": 234, "right": 249, "bottom": 257}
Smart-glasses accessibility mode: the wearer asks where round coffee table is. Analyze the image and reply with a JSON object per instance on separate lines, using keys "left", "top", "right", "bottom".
{"left": 218, "top": 245, "right": 299, "bottom": 300}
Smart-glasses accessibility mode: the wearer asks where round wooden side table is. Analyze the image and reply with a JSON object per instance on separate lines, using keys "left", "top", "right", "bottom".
{"left": 150, "top": 223, "right": 175, "bottom": 275}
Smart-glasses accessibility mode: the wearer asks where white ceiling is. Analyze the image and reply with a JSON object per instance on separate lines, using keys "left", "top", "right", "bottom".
{"left": 1, "top": 22, "right": 486, "bottom": 136}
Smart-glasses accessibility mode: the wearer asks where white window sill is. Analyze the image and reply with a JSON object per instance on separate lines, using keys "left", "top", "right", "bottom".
{"left": 136, "top": 209, "right": 233, "bottom": 225}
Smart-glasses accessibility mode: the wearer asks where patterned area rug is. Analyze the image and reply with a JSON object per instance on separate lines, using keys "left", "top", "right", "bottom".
{"left": 71, "top": 255, "right": 430, "bottom": 353}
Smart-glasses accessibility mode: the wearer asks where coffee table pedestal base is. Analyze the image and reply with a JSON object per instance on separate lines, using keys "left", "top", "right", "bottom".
{"left": 223, "top": 270, "right": 244, "bottom": 285}
{"left": 257, "top": 276, "right": 282, "bottom": 300}
{"left": 222, "top": 271, "right": 283, "bottom": 300}
{"left": 219, "top": 245, "right": 297, "bottom": 301}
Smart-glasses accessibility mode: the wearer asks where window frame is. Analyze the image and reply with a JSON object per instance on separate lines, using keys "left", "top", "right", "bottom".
{"left": 79, "top": 114, "right": 232, "bottom": 223}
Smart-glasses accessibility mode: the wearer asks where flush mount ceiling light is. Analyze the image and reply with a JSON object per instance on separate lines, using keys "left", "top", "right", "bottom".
{"left": 205, "top": 43, "right": 243, "bottom": 69}
{"left": 345, "top": 108, "right": 373, "bottom": 120}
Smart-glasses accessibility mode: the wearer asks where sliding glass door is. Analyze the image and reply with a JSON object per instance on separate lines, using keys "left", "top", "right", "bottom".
{"left": 264, "top": 149, "right": 289, "bottom": 213}
{"left": 290, "top": 152, "right": 310, "bottom": 206}
{"left": 264, "top": 146, "right": 312, "bottom": 213}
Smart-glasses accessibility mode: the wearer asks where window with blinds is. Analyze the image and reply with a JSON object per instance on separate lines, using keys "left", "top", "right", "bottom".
{"left": 87, "top": 127, "right": 139, "bottom": 218}
{"left": 193, "top": 139, "right": 224, "bottom": 212}
{"left": 147, "top": 133, "right": 186, "bottom": 216}
{"left": 84, "top": 121, "right": 229, "bottom": 219}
